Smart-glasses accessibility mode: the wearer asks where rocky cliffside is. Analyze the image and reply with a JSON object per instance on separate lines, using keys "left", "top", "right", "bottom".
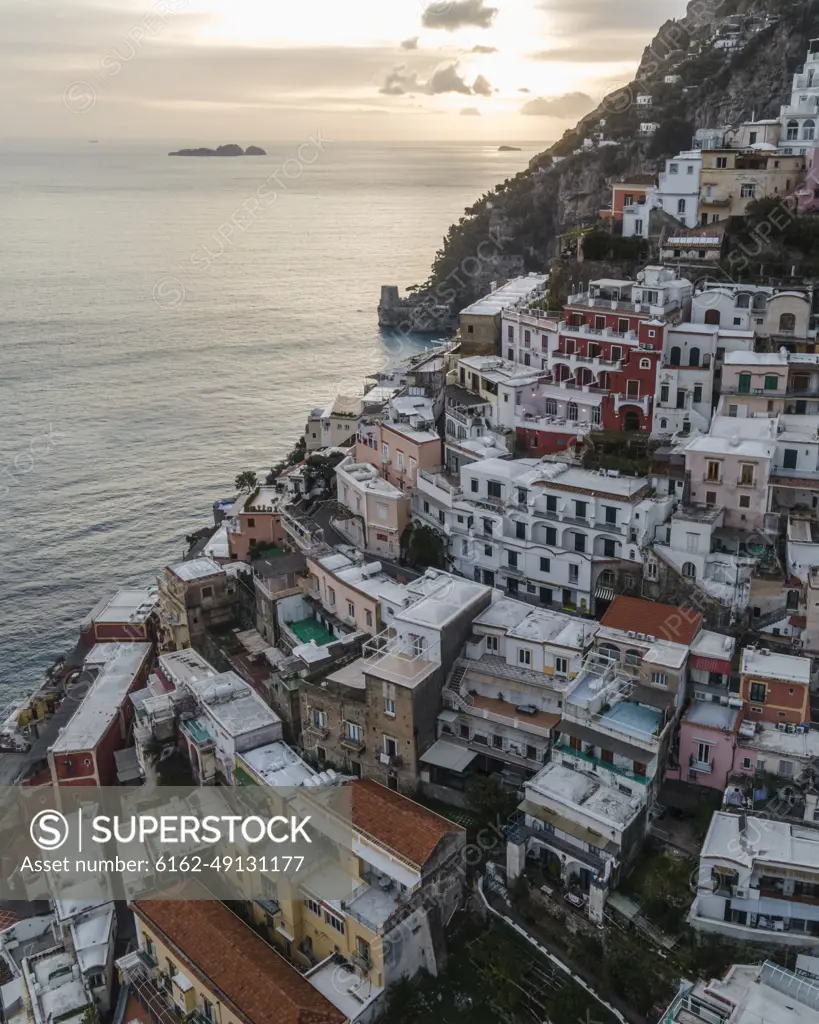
{"left": 416, "top": 0, "right": 819, "bottom": 308}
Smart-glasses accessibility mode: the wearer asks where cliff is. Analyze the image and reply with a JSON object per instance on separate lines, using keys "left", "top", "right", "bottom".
{"left": 414, "top": 0, "right": 819, "bottom": 308}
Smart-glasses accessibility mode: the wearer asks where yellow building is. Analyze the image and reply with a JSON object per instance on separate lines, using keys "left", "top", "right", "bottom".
{"left": 699, "top": 149, "right": 805, "bottom": 222}
{"left": 122, "top": 897, "right": 347, "bottom": 1024}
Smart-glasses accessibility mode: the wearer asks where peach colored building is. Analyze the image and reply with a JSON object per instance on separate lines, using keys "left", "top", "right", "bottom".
{"left": 227, "top": 485, "right": 288, "bottom": 562}
{"left": 334, "top": 456, "right": 410, "bottom": 559}
{"left": 684, "top": 429, "right": 775, "bottom": 531}
{"left": 356, "top": 394, "right": 442, "bottom": 491}
{"left": 306, "top": 550, "right": 393, "bottom": 636}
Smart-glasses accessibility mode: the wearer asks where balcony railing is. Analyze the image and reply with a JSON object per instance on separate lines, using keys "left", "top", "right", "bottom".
{"left": 553, "top": 741, "right": 649, "bottom": 785}
{"left": 689, "top": 756, "right": 714, "bottom": 773}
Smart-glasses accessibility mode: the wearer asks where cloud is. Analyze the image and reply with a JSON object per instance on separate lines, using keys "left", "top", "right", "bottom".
{"left": 422, "top": 0, "right": 498, "bottom": 31}
{"left": 380, "top": 61, "right": 491, "bottom": 97}
{"left": 401, "top": 37, "right": 420, "bottom": 50}
{"left": 460, "top": 106, "right": 481, "bottom": 116}
{"left": 471, "top": 45, "right": 498, "bottom": 54}
{"left": 380, "top": 65, "right": 420, "bottom": 96}
{"left": 428, "top": 63, "right": 473, "bottom": 95}
{"left": 520, "top": 91, "right": 594, "bottom": 117}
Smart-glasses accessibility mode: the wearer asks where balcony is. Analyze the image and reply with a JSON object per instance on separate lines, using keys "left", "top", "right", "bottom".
{"left": 504, "top": 564, "right": 524, "bottom": 578}
{"left": 341, "top": 735, "right": 366, "bottom": 754}
{"left": 303, "top": 722, "right": 330, "bottom": 741}
{"left": 613, "top": 393, "right": 651, "bottom": 415}
{"left": 554, "top": 741, "right": 649, "bottom": 785}
{"left": 417, "top": 466, "right": 461, "bottom": 503}
{"left": 594, "top": 520, "right": 624, "bottom": 535}
{"left": 689, "top": 756, "right": 714, "bottom": 774}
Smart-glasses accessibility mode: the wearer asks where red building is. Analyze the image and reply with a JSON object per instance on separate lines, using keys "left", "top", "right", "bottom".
{"left": 548, "top": 270, "right": 692, "bottom": 434}
{"left": 608, "top": 175, "right": 657, "bottom": 222}
{"left": 48, "top": 642, "right": 152, "bottom": 786}
{"left": 79, "top": 588, "right": 157, "bottom": 648}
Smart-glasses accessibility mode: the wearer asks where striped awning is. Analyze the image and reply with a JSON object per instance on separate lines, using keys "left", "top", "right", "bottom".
{"left": 690, "top": 654, "right": 733, "bottom": 676}
{"left": 595, "top": 585, "right": 615, "bottom": 601}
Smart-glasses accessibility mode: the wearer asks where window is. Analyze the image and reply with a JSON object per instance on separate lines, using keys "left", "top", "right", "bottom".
{"left": 470, "top": 478, "right": 478, "bottom": 493}
{"left": 603, "top": 539, "right": 616, "bottom": 558}
{"left": 783, "top": 449, "right": 798, "bottom": 470}
{"left": 604, "top": 505, "right": 617, "bottom": 525}
{"left": 422, "top": 500, "right": 430, "bottom": 514}
{"left": 526, "top": 745, "right": 538, "bottom": 761}
{"left": 347, "top": 601, "right": 355, "bottom": 619}
{"left": 693, "top": 384, "right": 703, "bottom": 404}
{"left": 697, "top": 741, "right": 711, "bottom": 764}
{"left": 313, "top": 709, "right": 326, "bottom": 729}
{"left": 375, "top": 502, "right": 388, "bottom": 521}
{"left": 508, "top": 579, "right": 519, "bottom": 595}
{"left": 485, "top": 634, "right": 498, "bottom": 652}
{"left": 706, "top": 460, "right": 720, "bottom": 482}
{"left": 304, "top": 897, "right": 321, "bottom": 916}
{"left": 804, "top": 119, "right": 816, "bottom": 141}
{"left": 705, "top": 491, "right": 717, "bottom": 506}
{"left": 487, "top": 480, "right": 502, "bottom": 499}
{"left": 365, "top": 610, "right": 373, "bottom": 628}
{"left": 652, "top": 671, "right": 668, "bottom": 686}
{"left": 780, "top": 312, "right": 797, "bottom": 333}
{"left": 203, "top": 999, "right": 215, "bottom": 1022}
{"left": 384, "top": 697, "right": 396, "bottom": 717}
{"left": 716, "top": 156, "right": 728, "bottom": 168}
{"left": 740, "top": 183, "right": 757, "bottom": 199}
{"left": 518, "top": 649, "right": 531, "bottom": 666}
{"left": 750, "top": 683, "right": 766, "bottom": 703}
{"left": 567, "top": 401, "right": 578, "bottom": 422}
{"left": 660, "top": 383, "right": 670, "bottom": 403}
{"left": 677, "top": 198, "right": 686, "bottom": 215}
{"left": 384, "top": 735, "right": 398, "bottom": 757}
{"left": 545, "top": 494, "right": 558, "bottom": 512}
{"left": 515, "top": 521, "right": 526, "bottom": 540}
{"left": 763, "top": 375, "right": 779, "bottom": 391}
{"left": 546, "top": 527, "right": 557, "bottom": 545}
{"left": 780, "top": 759, "right": 795, "bottom": 777}
{"left": 575, "top": 500, "right": 587, "bottom": 519}
{"left": 201, "top": 586, "right": 213, "bottom": 599}
{"left": 574, "top": 533, "right": 586, "bottom": 553}
{"left": 634, "top": 219, "right": 644, "bottom": 235}
{"left": 555, "top": 656, "right": 568, "bottom": 674}
{"left": 669, "top": 163, "right": 678, "bottom": 174}
{"left": 540, "top": 556, "right": 550, "bottom": 572}
{"left": 568, "top": 564, "right": 579, "bottom": 584}
{"left": 484, "top": 544, "right": 493, "bottom": 556}
{"left": 640, "top": 358, "right": 651, "bottom": 369}
{"left": 396, "top": 451, "right": 404, "bottom": 472}
{"left": 545, "top": 398, "right": 557, "bottom": 416}
{"left": 682, "top": 562, "right": 696, "bottom": 579}
{"left": 508, "top": 551, "right": 518, "bottom": 568}
{"left": 493, "top": 734, "right": 503, "bottom": 749}
{"left": 739, "top": 495, "right": 750, "bottom": 508}
{"left": 346, "top": 721, "right": 362, "bottom": 742}
{"left": 739, "top": 464, "right": 755, "bottom": 486}
{"left": 324, "top": 910, "right": 345, "bottom": 934}
{"left": 728, "top": 404, "right": 738, "bottom": 418}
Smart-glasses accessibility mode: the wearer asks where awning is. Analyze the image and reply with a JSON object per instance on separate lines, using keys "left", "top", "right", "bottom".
{"left": 595, "top": 585, "right": 615, "bottom": 601}
{"left": 690, "top": 655, "right": 733, "bottom": 676}
{"left": 420, "top": 738, "right": 478, "bottom": 773}
{"left": 437, "top": 710, "right": 459, "bottom": 724}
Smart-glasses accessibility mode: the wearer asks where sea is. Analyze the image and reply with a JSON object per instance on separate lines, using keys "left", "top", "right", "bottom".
{"left": 0, "top": 138, "right": 544, "bottom": 701}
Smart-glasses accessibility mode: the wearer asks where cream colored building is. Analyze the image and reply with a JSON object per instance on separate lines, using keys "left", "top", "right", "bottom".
{"left": 699, "top": 149, "right": 805, "bottom": 222}
{"left": 334, "top": 456, "right": 410, "bottom": 559}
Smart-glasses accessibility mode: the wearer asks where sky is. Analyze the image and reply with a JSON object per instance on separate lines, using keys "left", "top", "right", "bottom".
{"left": 1, "top": 0, "right": 688, "bottom": 141}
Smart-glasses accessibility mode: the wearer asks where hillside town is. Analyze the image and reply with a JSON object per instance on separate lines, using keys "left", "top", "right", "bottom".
{"left": 9, "top": 30, "right": 819, "bottom": 1024}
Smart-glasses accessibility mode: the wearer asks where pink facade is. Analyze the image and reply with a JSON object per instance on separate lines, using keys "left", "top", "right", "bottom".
{"left": 228, "top": 507, "right": 288, "bottom": 562}
{"left": 672, "top": 710, "right": 740, "bottom": 790}
{"left": 356, "top": 420, "right": 442, "bottom": 490}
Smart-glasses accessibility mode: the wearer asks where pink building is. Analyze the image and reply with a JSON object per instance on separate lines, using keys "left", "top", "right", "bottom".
{"left": 356, "top": 393, "right": 442, "bottom": 491}
{"left": 671, "top": 702, "right": 741, "bottom": 789}
{"left": 227, "top": 485, "right": 288, "bottom": 562}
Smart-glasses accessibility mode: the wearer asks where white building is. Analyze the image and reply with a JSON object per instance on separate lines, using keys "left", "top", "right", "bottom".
{"left": 780, "top": 41, "right": 819, "bottom": 160}
{"left": 690, "top": 811, "right": 819, "bottom": 947}
{"left": 451, "top": 457, "right": 672, "bottom": 613}
{"left": 654, "top": 151, "right": 702, "bottom": 228}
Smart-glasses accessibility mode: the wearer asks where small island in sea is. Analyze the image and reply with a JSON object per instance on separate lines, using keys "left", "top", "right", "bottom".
{"left": 497, "top": 145, "right": 521, "bottom": 152}
{"left": 168, "top": 144, "right": 267, "bottom": 157}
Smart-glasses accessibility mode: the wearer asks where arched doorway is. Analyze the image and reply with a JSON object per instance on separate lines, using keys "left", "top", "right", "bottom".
{"left": 704, "top": 309, "right": 721, "bottom": 325}
{"left": 623, "top": 410, "right": 641, "bottom": 431}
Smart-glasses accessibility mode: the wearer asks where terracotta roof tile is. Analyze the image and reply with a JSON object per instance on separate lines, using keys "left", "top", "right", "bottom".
{"left": 350, "top": 779, "right": 463, "bottom": 868}
{"left": 132, "top": 900, "right": 345, "bottom": 1024}
{"left": 600, "top": 595, "right": 702, "bottom": 646}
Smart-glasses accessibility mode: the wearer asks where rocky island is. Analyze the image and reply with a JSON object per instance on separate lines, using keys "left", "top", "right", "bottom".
{"left": 168, "top": 144, "right": 267, "bottom": 157}
{"left": 497, "top": 145, "right": 521, "bottom": 151}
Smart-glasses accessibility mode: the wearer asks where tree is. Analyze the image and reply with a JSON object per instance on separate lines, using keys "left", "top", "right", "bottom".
{"left": 466, "top": 776, "right": 518, "bottom": 829}
{"left": 235, "top": 470, "right": 258, "bottom": 493}
{"left": 402, "top": 523, "right": 446, "bottom": 569}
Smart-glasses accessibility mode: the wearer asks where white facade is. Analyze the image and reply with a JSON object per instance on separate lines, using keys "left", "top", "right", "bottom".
{"left": 780, "top": 42, "right": 819, "bottom": 160}
{"left": 654, "top": 151, "right": 702, "bottom": 228}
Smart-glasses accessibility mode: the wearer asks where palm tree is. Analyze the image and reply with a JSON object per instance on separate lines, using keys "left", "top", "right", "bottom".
{"left": 234, "top": 470, "right": 258, "bottom": 493}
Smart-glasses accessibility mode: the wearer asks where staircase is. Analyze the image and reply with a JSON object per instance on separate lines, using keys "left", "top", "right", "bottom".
{"left": 752, "top": 605, "right": 790, "bottom": 630}
{"left": 442, "top": 661, "right": 473, "bottom": 711}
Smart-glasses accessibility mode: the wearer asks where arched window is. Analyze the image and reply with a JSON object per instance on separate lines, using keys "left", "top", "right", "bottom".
{"left": 677, "top": 198, "right": 686, "bottom": 215}
{"left": 598, "top": 642, "right": 620, "bottom": 663}
{"left": 804, "top": 119, "right": 816, "bottom": 141}
{"left": 689, "top": 347, "right": 700, "bottom": 367}
{"left": 624, "top": 648, "right": 642, "bottom": 669}
{"left": 669, "top": 346, "right": 681, "bottom": 365}
{"left": 660, "top": 418, "right": 668, "bottom": 428}
{"left": 736, "top": 293, "right": 751, "bottom": 308}
{"left": 704, "top": 308, "right": 721, "bottom": 325}
{"left": 780, "top": 312, "right": 796, "bottom": 332}
{"left": 567, "top": 402, "right": 578, "bottom": 421}
{"left": 640, "top": 358, "right": 651, "bottom": 369}
{"left": 598, "top": 570, "right": 614, "bottom": 588}
{"left": 682, "top": 562, "right": 696, "bottom": 579}
{"left": 751, "top": 293, "right": 767, "bottom": 312}
{"left": 545, "top": 398, "right": 558, "bottom": 415}
{"left": 787, "top": 119, "right": 800, "bottom": 141}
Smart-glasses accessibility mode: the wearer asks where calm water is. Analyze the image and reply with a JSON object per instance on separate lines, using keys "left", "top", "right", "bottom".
{"left": 0, "top": 139, "right": 542, "bottom": 698}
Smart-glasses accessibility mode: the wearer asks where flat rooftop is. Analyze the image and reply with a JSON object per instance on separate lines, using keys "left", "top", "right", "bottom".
{"left": 723, "top": 350, "right": 789, "bottom": 366}
{"left": 740, "top": 722, "right": 819, "bottom": 757}
{"left": 307, "top": 957, "right": 384, "bottom": 1024}
{"left": 51, "top": 643, "right": 152, "bottom": 753}
{"left": 86, "top": 587, "right": 157, "bottom": 626}
{"left": 460, "top": 274, "right": 548, "bottom": 316}
{"left": 397, "top": 572, "right": 489, "bottom": 630}
{"left": 702, "top": 811, "right": 819, "bottom": 871}
{"left": 683, "top": 702, "right": 739, "bottom": 731}
{"left": 740, "top": 647, "right": 811, "bottom": 684}
{"left": 527, "top": 762, "right": 644, "bottom": 828}
{"left": 157, "top": 648, "right": 218, "bottom": 689}
{"left": 238, "top": 741, "right": 315, "bottom": 787}
{"left": 167, "top": 556, "right": 225, "bottom": 582}
{"left": 600, "top": 701, "right": 662, "bottom": 741}
{"left": 507, "top": 607, "right": 598, "bottom": 650}
{"left": 190, "top": 671, "right": 282, "bottom": 739}
{"left": 690, "top": 628, "right": 736, "bottom": 661}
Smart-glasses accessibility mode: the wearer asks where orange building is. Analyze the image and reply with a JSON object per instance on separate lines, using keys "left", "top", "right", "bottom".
{"left": 608, "top": 174, "right": 657, "bottom": 222}
{"left": 739, "top": 647, "right": 811, "bottom": 725}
